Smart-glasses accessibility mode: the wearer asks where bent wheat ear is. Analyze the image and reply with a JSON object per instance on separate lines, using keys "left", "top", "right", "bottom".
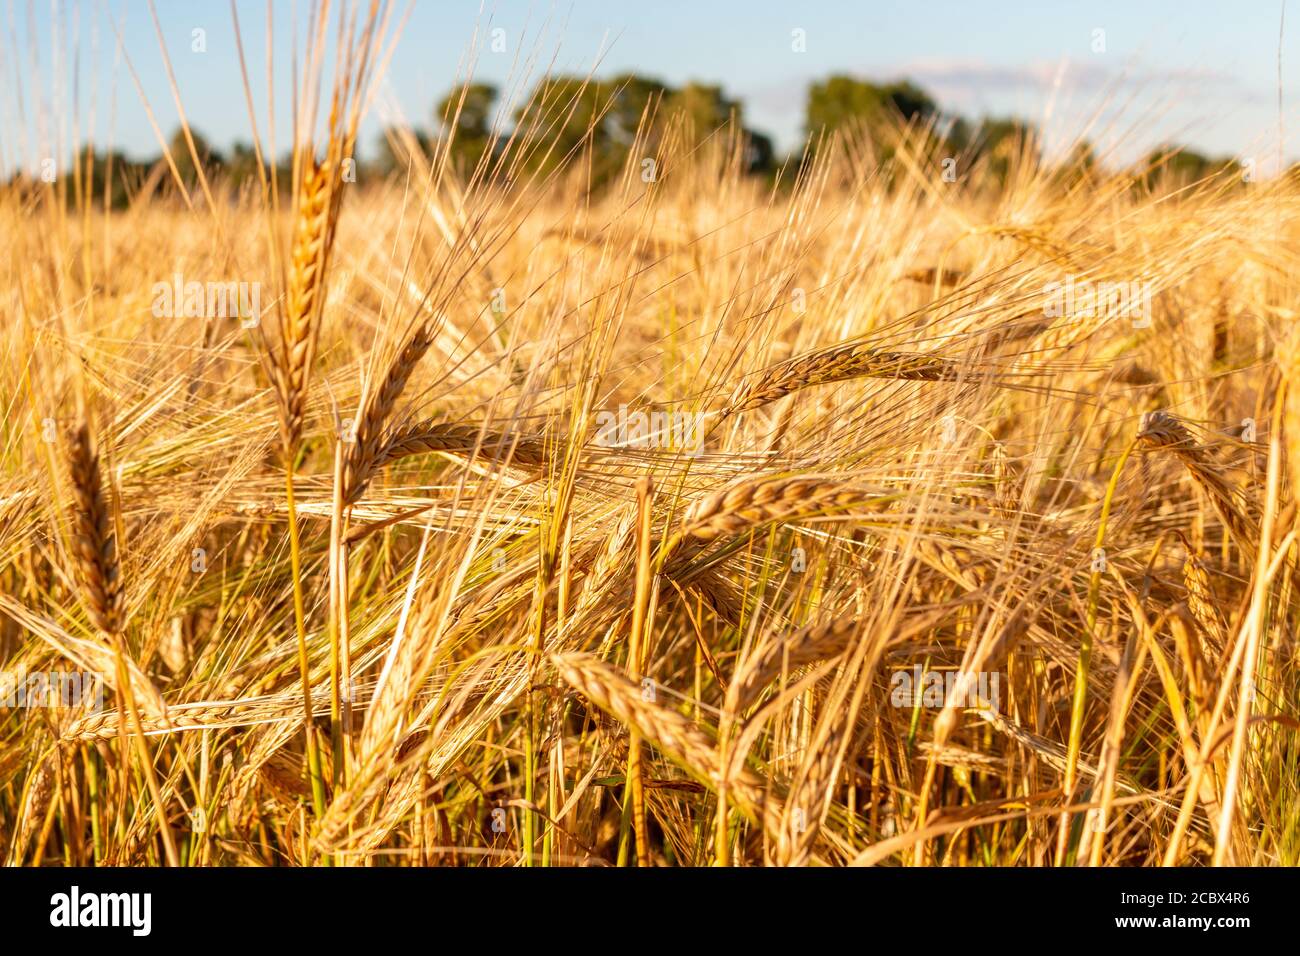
{"left": 903, "top": 266, "right": 966, "bottom": 286}
{"left": 573, "top": 507, "right": 638, "bottom": 616}
{"left": 1174, "top": 532, "right": 1226, "bottom": 656}
{"left": 679, "top": 475, "right": 877, "bottom": 542}
{"left": 725, "top": 344, "right": 958, "bottom": 417}
{"left": 549, "top": 651, "right": 769, "bottom": 818}
{"left": 991, "top": 442, "right": 1022, "bottom": 518}
{"left": 685, "top": 571, "right": 746, "bottom": 628}
{"left": 975, "top": 709, "right": 1136, "bottom": 793}
{"left": 778, "top": 720, "right": 848, "bottom": 867}
{"left": 342, "top": 322, "right": 437, "bottom": 504}
{"left": 9, "top": 748, "right": 57, "bottom": 865}
{"left": 376, "top": 421, "right": 549, "bottom": 470}
{"left": 1138, "top": 411, "right": 1258, "bottom": 552}
{"left": 66, "top": 424, "right": 123, "bottom": 635}
{"left": 734, "top": 616, "right": 859, "bottom": 710}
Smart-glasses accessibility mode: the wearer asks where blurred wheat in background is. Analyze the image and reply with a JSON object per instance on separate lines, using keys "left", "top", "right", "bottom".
{"left": 2, "top": 0, "right": 1298, "bottom": 867}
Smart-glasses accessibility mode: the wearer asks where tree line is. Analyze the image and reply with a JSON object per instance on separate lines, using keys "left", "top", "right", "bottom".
{"left": 6, "top": 73, "right": 1257, "bottom": 206}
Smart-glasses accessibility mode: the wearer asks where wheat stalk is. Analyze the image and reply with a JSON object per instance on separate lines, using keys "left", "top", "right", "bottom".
{"left": 269, "top": 148, "right": 346, "bottom": 824}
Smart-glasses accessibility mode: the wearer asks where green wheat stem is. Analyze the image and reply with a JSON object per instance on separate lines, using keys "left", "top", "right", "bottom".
{"left": 1059, "top": 437, "right": 1135, "bottom": 864}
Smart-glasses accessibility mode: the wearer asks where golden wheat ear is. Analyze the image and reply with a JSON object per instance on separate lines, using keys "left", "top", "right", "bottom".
{"left": 274, "top": 153, "right": 343, "bottom": 455}
{"left": 733, "top": 616, "right": 859, "bottom": 710}
{"left": 341, "top": 321, "right": 439, "bottom": 504}
{"left": 376, "top": 421, "right": 549, "bottom": 470}
{"left": 1138, "top": 410, "right": 1259, "bottom": 552}
{"left": 8, "top": 748, "right": 58, "bottom": 866}
{"left": 65, "top": 423, "right": 124, "bottom": 635}
{"left": 1173, "top": 530, "right": 1227, "bottom": 656}
{"left": 677, "top": 474, "right": 882, "bottom": 543}
{"left": 549, "top": 651, "right": 771, "bottom": 818}
{"left": 724, "top": 343, "right": 959, "bottom": 417}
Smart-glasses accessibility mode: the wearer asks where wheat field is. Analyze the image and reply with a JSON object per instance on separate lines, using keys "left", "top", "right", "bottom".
{"left": 2, "top": 4, "right": 1299, "bottom": 868}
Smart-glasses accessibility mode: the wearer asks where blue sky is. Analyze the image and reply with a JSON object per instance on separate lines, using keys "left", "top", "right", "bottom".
{"left": 3, "top": 1, "right": 1296, "bottom": 173}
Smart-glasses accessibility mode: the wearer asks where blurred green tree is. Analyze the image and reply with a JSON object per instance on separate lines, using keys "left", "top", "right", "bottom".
{"left": 166, "top": 127, "right": 223, "bottom": 188}
{"left": 510, "top": 74, "right": 662, "bottom": 184}
{"left": 805, "top": 75, "right": 939, "bottom": 139}
{"left": 432, "top": 82, "right": 499, "bottom": 174}
{"left": 1140, "top": 146, "right": 1240, "bottom": 188}
{"left": 373, "top": 126, "right": 433, "bottom": 176}
{"left": 965, "top": 117, "right": 1038, "bottom": 184}
{"left": 508, "top": 73, "right": 771, "bottom": 185}
{"left": 223, "top": 142, "right": 263, "bottom": 190}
